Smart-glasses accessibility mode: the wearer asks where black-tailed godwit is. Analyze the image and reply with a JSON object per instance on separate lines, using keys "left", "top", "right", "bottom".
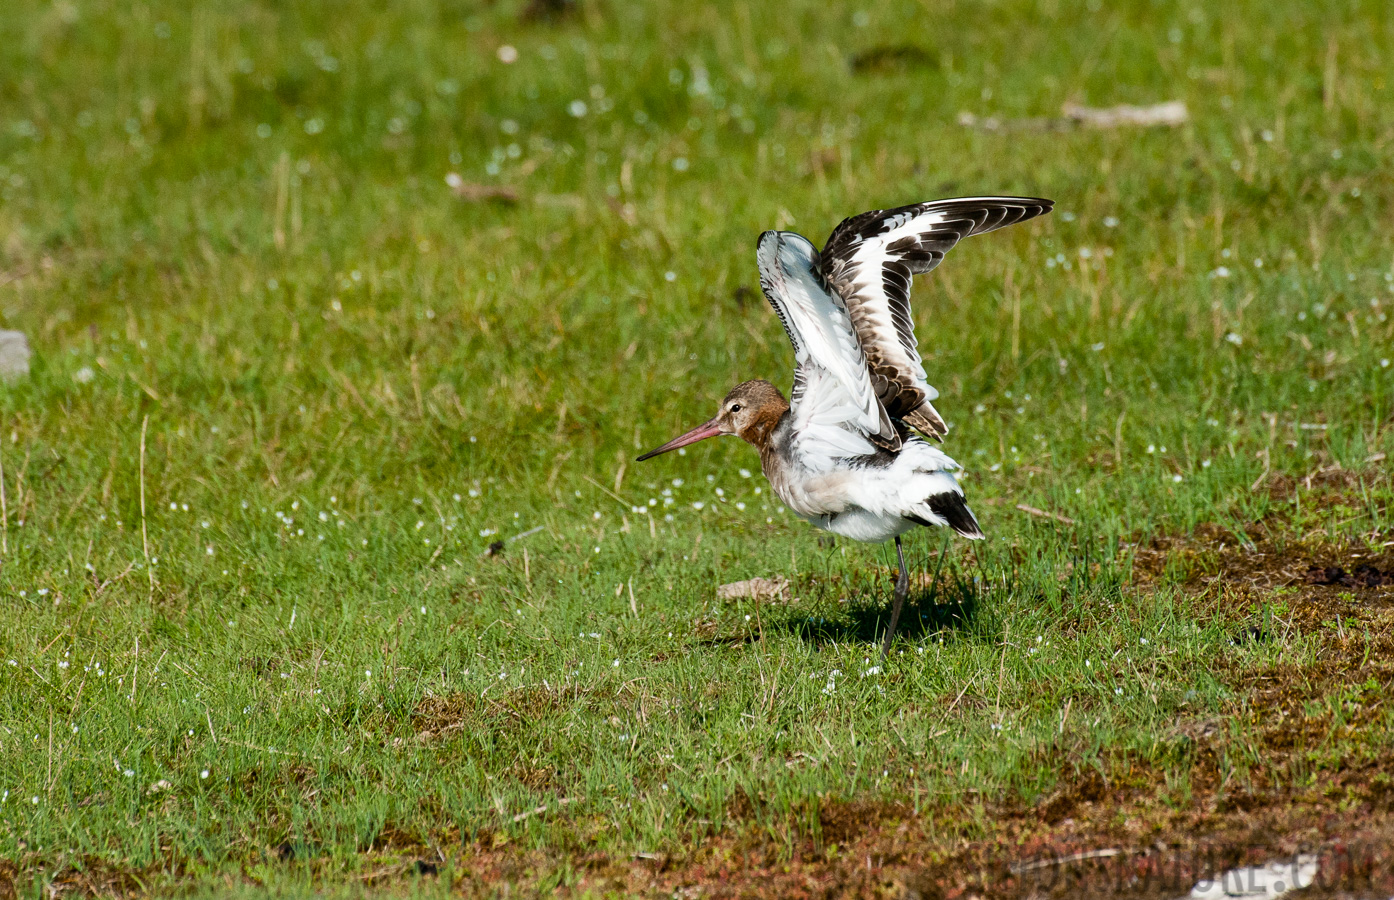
{"left": 639, "top": 197, "right": 1054, "bottom": 654}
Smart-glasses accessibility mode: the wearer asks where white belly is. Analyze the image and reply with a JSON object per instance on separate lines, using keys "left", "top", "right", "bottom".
{"left": 766, "top": 436, "right": 968, "bottom": 545}
{"left": 800, "top": 508, "right": 918, "bottom": 543}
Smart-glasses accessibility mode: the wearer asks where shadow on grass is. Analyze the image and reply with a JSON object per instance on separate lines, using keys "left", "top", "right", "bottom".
{"left": 778, "top": 570, "right": 982, "bottom": 649}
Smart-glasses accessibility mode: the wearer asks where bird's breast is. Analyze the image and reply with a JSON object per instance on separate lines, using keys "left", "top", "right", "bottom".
{"left": 759, "top": 451, "right": 856, "bottom": 519}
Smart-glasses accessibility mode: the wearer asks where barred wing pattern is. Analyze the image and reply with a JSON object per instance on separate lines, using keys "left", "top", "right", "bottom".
{"left": 818, "top": 197, "right": 1054, "bottom": 439}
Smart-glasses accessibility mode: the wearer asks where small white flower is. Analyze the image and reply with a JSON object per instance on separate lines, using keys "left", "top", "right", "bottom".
{"left": 568, "top": 99, "right": 588, "bottom": 117}
{"left": 1225, "top": 332, "right": 1243, "bottom": 345}
{"left": 200, "top": 769, "right": 209, "bottom": 779}
{"left": 496, "top": 44, "right": 518, "bottom": 64}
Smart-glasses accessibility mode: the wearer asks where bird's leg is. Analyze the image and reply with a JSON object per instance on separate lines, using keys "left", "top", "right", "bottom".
{"left": 881, "top": 535, "right": 910, "bottom": 658}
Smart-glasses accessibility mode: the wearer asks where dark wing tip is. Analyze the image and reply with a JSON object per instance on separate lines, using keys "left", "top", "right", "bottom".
{"left": 949, "top": 197, "right": 1055, "bottom": 236}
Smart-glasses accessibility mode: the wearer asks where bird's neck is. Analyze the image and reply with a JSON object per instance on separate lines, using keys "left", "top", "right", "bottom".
{"left": 739, "top": 401, "right": 791, "bottom": 454}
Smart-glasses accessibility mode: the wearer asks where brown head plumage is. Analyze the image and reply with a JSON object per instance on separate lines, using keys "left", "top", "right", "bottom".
{"left": 636, "top": 379, "right": 790, "bottom": 461}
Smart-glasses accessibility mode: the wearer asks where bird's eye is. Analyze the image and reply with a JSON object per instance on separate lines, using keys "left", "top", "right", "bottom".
{"left": 730, "top": 404, "right": 742, "bottom": 413}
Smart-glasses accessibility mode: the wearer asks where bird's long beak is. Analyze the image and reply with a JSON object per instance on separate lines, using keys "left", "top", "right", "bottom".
{"left": 636, "top": 417, "right": 723, "bottom": 461}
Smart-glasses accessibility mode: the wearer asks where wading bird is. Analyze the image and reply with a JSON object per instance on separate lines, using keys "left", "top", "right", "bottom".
{"left": 638, "top": 197, "right": 1053, "bottom": 655}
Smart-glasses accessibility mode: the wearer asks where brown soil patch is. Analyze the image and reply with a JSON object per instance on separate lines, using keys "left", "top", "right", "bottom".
{"left": 1306, "top": 563, "right": 1394, "bottom": 588}
{"left": 11, "top": 855, "right": 173, "bottom": 899}
{"left": 1130, "top": 521, "right": 1394, "bottom": 629}
{"left": 430, "top": 776, "right": 1394, "bottom": 899}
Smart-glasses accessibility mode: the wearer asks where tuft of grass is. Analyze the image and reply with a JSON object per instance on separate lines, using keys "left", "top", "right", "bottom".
{"left": 1, "top": 0, "right": 1392, "bottom": 894}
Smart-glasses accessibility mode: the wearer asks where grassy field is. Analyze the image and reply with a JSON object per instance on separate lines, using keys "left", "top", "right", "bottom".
{"left": 2, "top": 0, "right": 1394, "bottom": 896}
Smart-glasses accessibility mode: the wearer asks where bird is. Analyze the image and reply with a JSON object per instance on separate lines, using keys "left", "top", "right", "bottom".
{"left": 638, "top": 197, "right": 1054, "bottom": 655}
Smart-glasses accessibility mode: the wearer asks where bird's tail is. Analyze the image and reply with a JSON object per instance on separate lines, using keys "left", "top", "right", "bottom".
{"left": 921, "top": 491, "right": 984, "bottom": 539}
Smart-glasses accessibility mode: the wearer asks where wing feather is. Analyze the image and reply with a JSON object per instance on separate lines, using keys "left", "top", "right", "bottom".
{"left": 819, "top": 196, "right": 1053, "bottom": 439}
{"left": 756, "top": 230, "right": 899, "bottom": 455}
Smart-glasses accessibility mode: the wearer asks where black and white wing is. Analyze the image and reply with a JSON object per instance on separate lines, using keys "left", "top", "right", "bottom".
{"left": 818, "top": 196, "right": 1053, "bottom": 439}
{"left": 756, "top": 230, "right": 898, "bottom": 463}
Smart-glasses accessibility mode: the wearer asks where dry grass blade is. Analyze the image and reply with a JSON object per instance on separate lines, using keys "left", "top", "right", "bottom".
{"left": 445, "top": 173, "right": 520, "bottom": 204}
{"left": 1015, "top": 504, "right": 1076, "bottom": 525}
{"left": 716, "top": 577, "right": 789, "bottom": 601}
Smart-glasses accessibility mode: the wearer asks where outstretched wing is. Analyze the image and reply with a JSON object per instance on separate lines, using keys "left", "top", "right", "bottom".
{"left": 756, "top": 230, "right": 899, "bottom": 459}
{"left": 819, "top": 196, "right": 1053, "bottom": 439}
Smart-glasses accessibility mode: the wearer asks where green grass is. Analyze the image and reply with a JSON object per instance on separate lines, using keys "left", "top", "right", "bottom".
{"left": 2, "top": 0, "right": 1393, "bottom": 895}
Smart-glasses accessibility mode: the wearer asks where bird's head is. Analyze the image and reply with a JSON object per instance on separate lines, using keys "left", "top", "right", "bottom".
{"left": 637, "top": 380, "right": 789, "bottom": 461}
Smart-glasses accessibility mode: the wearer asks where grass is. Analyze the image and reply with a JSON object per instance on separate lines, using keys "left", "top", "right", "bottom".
{"left": 2, "top": 0, "right": 1393, "bottom": 895}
